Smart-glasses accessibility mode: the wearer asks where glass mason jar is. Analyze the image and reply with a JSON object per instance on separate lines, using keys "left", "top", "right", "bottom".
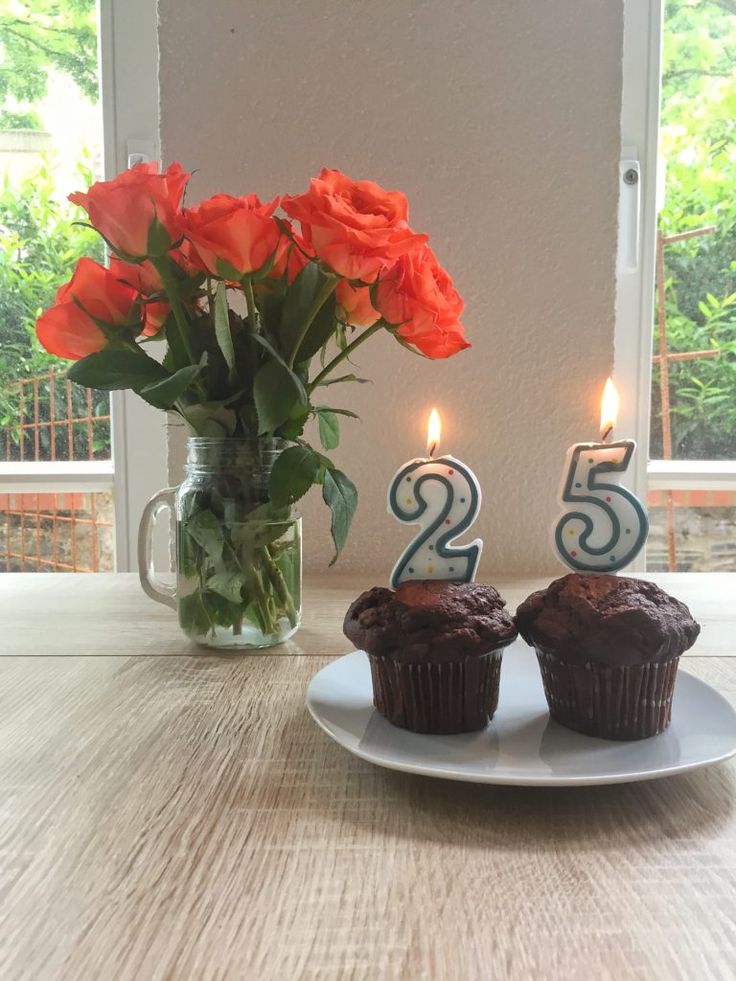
{"left": 138, "top": 437, "right": 302, "bottom": 650}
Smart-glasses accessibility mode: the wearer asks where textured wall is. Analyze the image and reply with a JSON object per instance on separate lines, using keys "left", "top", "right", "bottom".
{"left": 159, "top": 0, "right": 624, "bottom": 578}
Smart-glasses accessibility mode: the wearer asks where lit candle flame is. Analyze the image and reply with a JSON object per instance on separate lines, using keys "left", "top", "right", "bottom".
{"left": 427, "top": 408, "right": 441, "bottom": 458}
{"left": 600, "top": 377, "right": 619, "bottom": 442}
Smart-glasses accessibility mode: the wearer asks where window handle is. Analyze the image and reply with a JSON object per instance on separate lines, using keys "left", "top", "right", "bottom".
{"left": 618, "top": 158, "right": 640, "bottom": 274}
{"left": 126, "top": 139, "right": 156, "bottom": 169}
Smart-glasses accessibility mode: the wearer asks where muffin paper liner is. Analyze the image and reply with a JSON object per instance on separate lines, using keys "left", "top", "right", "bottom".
{"left": 368, "top": 651, "right": 503, "bottom": 734}
{"left": 535, "top": 650, "right": 680, "bottom": 740}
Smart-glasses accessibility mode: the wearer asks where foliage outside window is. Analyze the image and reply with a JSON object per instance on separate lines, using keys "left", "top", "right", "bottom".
{"left": 0, "top": 0, "right": 106, "bottom": 458}
{"left": 652, "top": 0, "right": 736, "bottom": 460}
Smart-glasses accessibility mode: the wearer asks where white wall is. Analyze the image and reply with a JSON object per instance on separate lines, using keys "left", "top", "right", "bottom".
{"left": 159, "top": 0, "right": 624, "bottom": 578}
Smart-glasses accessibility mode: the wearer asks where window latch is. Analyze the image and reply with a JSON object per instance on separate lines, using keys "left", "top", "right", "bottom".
{"left": 618, "top": 156, "right": 641, "bottom": 275}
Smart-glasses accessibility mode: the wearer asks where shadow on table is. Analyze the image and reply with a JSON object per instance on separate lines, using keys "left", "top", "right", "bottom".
{"left": 139, "top": 654, "right": 735, "bottom": 852}
{"left": 305, "top": 717, "right": 735, "bottom": 852}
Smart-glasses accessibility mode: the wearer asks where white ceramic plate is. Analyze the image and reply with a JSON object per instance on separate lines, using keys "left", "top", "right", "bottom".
{"left": 306, "top": 642, "right": 736, "bottom": 786}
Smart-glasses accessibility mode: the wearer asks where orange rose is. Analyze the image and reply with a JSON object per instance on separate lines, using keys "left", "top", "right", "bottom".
{"left": 109, "top": 256, "right": 162, "bottom": 294}
{"left": 108, "top": 257, "right": 167, "bottom": 335}
{"left": 267, "top": 222, "right": 313, "bottom": 284}
{"left": 282, "top": 168, "right": 426, "bottom": 282}
{"left": 335, "top": 280, "right": 380, "bottom": 328}
{"left": 182, "top": 193, "right": 282, "bottom": 279}
{"left": 109, "top": 248, "right": 205, "bottom": 336}
{"left": 69, "top": 161, "right": 189, "bottom": 259}
{"left": 374, "top": 246, "right": 470, "bottom": 359}
{"left": 36, "top": 258, "right": 141, "bottom": 360}
{"left": 170, "top": 241, "right": 206, "bottom": 278}
{"left": 140, "top": 300, "right": 170, "bottom": 336}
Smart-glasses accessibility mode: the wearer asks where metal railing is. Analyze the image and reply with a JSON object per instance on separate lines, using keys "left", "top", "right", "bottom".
{"left": 0, "top": 372, "right": 113, "bottom": 572}
{"left": 3, "top": 370, "right": 111, "bottom": 463}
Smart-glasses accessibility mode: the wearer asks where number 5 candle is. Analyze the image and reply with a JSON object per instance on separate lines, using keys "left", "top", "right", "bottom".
{"left": 388, "top": 408, "right": 482, "bottom": 588}
{"left": 554, "top": 378, "right": 649, "bottom": 572}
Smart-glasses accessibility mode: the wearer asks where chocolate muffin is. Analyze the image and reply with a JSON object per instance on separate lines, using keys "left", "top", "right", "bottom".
{"left": 516, "top": 573, "right": 700, "bottom": 740}
{"left": 344, "top": 580, "right": 518, "bottom": 734}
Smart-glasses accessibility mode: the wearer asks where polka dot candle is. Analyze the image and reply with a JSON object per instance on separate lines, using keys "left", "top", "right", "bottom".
{"left": 553, "top": 379, "right": 649, "bottom": 573}
{"left": 388, "top": 409, "right": 482, "bottom": 588}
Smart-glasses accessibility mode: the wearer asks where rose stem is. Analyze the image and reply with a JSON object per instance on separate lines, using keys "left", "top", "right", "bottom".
{"left": 308, "top": 321, "right": 383, "bottom": 391}
{"left": 152, "top": 256, "right": 198, "bottom": 367}
{"left": 249, "top": 564, "right": 277, "bottom": 636}
{"left": 260, "top": 545, "right": 298, "bottom": 627}
{"left": 243, "top": 276, "right": 258, "bottom": 333}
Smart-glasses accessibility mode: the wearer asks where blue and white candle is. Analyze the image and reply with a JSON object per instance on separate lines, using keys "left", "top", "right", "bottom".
{"left": 388, "top": 408, "right": 483, "bottom": 588}
{"left": 553, "top": 379, "right": 648, "bottom": 573}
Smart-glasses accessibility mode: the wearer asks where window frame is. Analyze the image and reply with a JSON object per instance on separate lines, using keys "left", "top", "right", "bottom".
{"left": 100, "top": 0, "right": 169, "bottom": 572}
{"left": 616, "top": 0, "right": 736, "bottom": 570}
{"left": 0, "top": 1, "right": 168, "bottom": 572}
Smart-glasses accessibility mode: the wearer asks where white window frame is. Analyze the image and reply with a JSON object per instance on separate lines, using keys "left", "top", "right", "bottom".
{"left": 100, "top": 0, "right": 168, "bottom": 570}
{"left": 0, "top": 0, "right": 168, "bottom": 572}
{"left": 616, "top": 0, "right": 736, "bottom": 568}
{"left": 616, "top": 0, "right": 662, "bottom": 499}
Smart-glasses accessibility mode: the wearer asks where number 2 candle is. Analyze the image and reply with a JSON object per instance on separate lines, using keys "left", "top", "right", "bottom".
{"left": 388, "top": 408, "right": 483, "bottom": 588}
{"left": 554, "top": 378, "right": 649, "bottom": 572}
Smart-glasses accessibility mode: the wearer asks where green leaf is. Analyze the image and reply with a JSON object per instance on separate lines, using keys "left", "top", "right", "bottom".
{"left": 231, "top": 515, "right": 292, "bottom": 550}
{"left": 390, "top": 330, "right": 431, "bottom": 358}
{"left": 269, "top": 444, "right": 322, "bottom": 507}
{"left": 239, "top": 502, "right": 293, "bottom": 526}
{"left": 314, "top": 374, "right": 371, "bottom": 389}
{"left": 322, "top": 468, "right": 358, "bottom": 565}
{"left": 257, "top": 289, "right": 285, "bottom": 336}
{"left": 178, "top": 591, "right": 213, "bottom": 635}
{"left": 278, "top": 262, "right": 320, "bottom": 352}
{"left": 214, "top": 282, "right": 237, "bottom": 383}
{"left": 279, "top": 405, "right": 310, "bottom": 441}
{"left": 315, "top": 406, "right": 360, "bottom": 420}
{"left": 316, "top": 408, "right": 340, "bottom": 450}
{"left": 278, "top": 264, "right": 337, "bottom": 362}
{"left": 206, "top": 568, "right": 247, "bottom": 604}
{"left": 314, "top": 450, "right": 335, "bottom": 475}
{"left": 68, "top": 348, "right": 168, "bottom": 392}
{"left": 254, "top": 359, "right": 307, "bottom": 435}
{"left": 250, "top": 331, "right": 291, "bottom": 370}
{"left": 183, "top": 510, "right": 224, "bottom": 561}
{"left": 295, "top": 295, "right": 337, "bottom": 363}
{"left": 139, "top": 360, "right": 205, "bottom": 409}
{"left": 204, "top": 592, "right": 247, "bottom": 630}
{"left": 181, "top": 403, "right": 238, "bottom": 436}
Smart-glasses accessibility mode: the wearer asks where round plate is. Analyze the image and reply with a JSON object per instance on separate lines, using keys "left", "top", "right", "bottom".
{"left": 306, "top": 642, "right": 736, "bottom": 786}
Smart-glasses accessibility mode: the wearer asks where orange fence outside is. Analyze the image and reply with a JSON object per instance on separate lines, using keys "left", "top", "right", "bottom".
{"left": 1, "top": 373, "right": 114, "bottom": 572}
{"left": 3, "top": 370, "right": 111, "bottom": 463}
{"left": 0, "top": 491, "right": 113, "bottom": 572}
{"left": 647, "top": 489, "right": 736, "bottom": 508}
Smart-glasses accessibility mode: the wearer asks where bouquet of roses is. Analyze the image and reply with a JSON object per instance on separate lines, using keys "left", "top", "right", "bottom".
{"left": 36, "top": 163, "right": 469, "bottom": 642}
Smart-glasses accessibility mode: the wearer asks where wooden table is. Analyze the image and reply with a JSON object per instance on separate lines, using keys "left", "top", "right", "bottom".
{"left": 1, "top": 573, "right": 735, "bottom": 980}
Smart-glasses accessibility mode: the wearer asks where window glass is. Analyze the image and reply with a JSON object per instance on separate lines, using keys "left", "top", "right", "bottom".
{"left": 0, "top": 2, "right": 113, "bottom": 571}
{"left": 0, "top": 491, "right": 114, "bottom": 571}
{"left": 651, "top": 0, "right": 736, "bottom": 463}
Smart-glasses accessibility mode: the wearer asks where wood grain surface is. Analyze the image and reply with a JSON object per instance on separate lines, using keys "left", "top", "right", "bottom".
{"left": 1, "top": 572, "right": 734, "bottom": 657}
{"left": 0, "top": 574, "right": 734, "bottom": 980}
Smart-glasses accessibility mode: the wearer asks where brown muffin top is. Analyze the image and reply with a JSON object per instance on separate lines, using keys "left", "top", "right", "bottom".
{"left": 515, "top": 573, "right": 700, "bottom": 666}
{"left": 343, "top": 580, "right": 518, "bottom": 663}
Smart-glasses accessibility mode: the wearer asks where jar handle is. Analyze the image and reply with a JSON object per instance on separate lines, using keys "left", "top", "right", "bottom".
{"left": 137, "top": 487, "right": 177, "bottom": 609}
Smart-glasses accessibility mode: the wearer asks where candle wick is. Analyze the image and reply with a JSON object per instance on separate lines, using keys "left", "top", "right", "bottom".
{"left": 428, "top": 441, "right": 437, "bottom": 458}
{"left": 600, "top": 425, "right": 613, "bottom": 443}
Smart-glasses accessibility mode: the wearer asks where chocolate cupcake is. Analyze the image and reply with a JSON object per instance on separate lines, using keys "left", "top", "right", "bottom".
{"left": 516, "top": 573, "right": 700, "bottom": 740}
{"left": 344, "top": 580, "right": 518, "bottom": 734}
